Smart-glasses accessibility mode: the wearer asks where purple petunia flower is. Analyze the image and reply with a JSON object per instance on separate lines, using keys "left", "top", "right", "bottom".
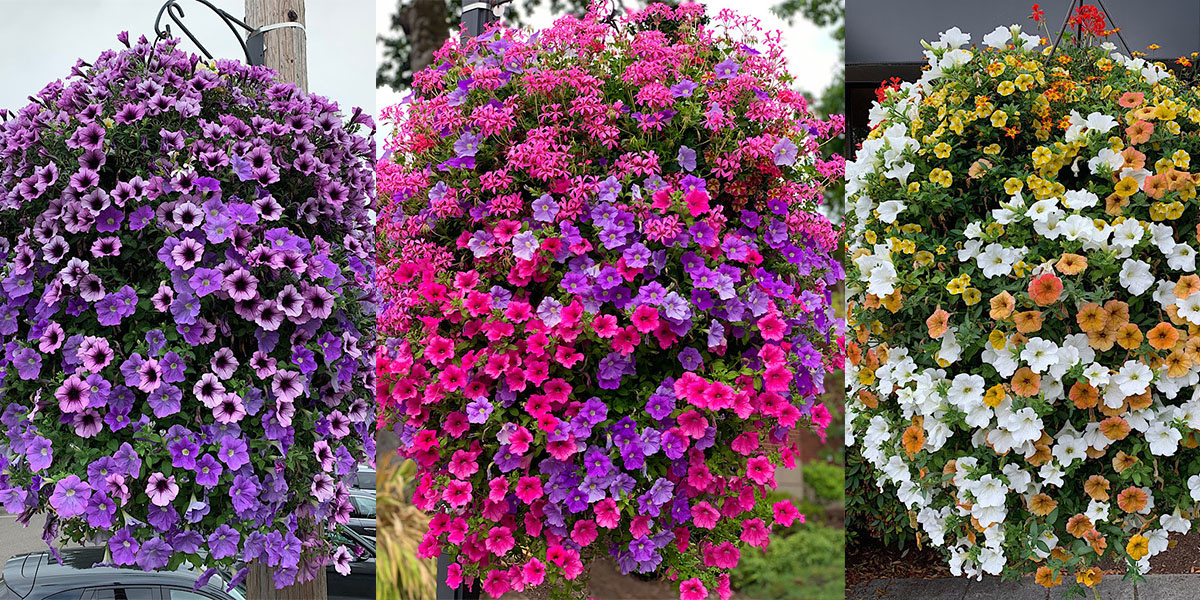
{"left": 670, "top": 79, "right": 698, "bottom": 97}
{"left": 12, "top": 347, "right": 41, "bottom": 380}
{"left": 189, "top": 268, "right": 223, "bottom": 297}
{"left": 714, "top": 57, "right": 740, "bottom": 79}
{"left": 25, "top": 436, "right": 52, "bottom": 472}
{"left": 209, "top": 524, "right": 240, "bottom": 559}
{"left": 109, "top": 529, "right": 140, "bottom": 565}
{"left": 454, "top": 132, "right": 481, "bottom": 157}
{"left": 677, "top": 145, "right": 697, "bottom": 172}
{"left": 195, "top": 454, "right": 223, "bottom": 487}
{"left": 772, "top": 137, "right": 798, "bottom": 166}
{"left": 49, "top": 475, "right": 91, "bottom": 518}
{"left": 218, "top": 436, "right": 250, "bottom": 471}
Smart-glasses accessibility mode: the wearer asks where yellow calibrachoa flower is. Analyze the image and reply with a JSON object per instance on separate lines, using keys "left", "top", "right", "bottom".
{"left": 934, "top": 142, "right": 952, "bottom": 159}
{"left": 991, "top": 110, "right": 1008, "bottom": 128}
{"left": 998, "top": 80, "right": 1016, "bottom": 96}
{"left": 1004, "top": 177, "right": 1024, "bottom": 195}
{"left": 929, "top": 168, "right": 952, "bottom": 188}
{"left": 1114, "top": 177, "right": 1139, "bottom": 197}
{"left": 963, "top": 288, "right": 982, "bottom": 305}
{"left": 1031, "top": 146, "right": 1052, "bottom": 167}
{"left": 1173, "top": 149, "right": 1191, "bottom": 169}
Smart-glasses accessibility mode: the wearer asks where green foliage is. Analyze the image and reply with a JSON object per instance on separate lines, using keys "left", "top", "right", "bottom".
{"left": 845, "top": 444, "right": 916, "bottom": 549}
{"left": 802, "top": 460, "right": 845, "bottom": 503}
{"left": 732, "top": 522, "right": 845, "bottom": 600}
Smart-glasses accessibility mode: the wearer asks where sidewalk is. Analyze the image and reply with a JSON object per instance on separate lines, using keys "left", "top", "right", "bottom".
{"left": 848, "top": 574, "right": 1196, "bottom": 600}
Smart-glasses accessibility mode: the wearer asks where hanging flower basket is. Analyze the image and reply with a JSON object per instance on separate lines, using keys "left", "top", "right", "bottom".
{"left": 377, "top": 3, "right": 844, "bottom": 598}
{"left": 0, "top": 33, "right": 375, "bottom": 589}
{"left": 847, "top": 8, "right": 1200, "bottom": 590}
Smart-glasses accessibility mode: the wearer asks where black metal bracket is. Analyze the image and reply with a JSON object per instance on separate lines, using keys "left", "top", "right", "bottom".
{"left": 1045, "top": 0, "right": 1132, "bottom": 63}
{"left": 153, "top": 0, "right": 262, "bottom": 65}
{"left": 462, "top": 0, "right": 513, "bottom": 37}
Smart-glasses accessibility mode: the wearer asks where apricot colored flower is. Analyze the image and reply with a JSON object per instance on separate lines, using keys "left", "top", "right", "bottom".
{"left": 1069, "top": 381, "right": 1099, "bottom": 409}
{"left": 1118, "top": 91, "right": 1144, "bottom": 107}
{"left": 1028, "top": 273, "right": 1063, "bottom": 306}
{"left": 1035, "top": 566, "right": 1062, "bottom": 588}
{"left": 989, "top": 291, "right": 1015, "bottom": 320}
{"left": 1013, "top": 310, "right": 1044, "bottom": 333}
{"left": 1174, "top": 274, "right": 1200, "bottom": 299}
{"left": 1126, "top": 120, "right": 1153, "bottom": 144}
{"left": 1065, "top": 513, "right": 1093, "bottom": 538}
{"left": 1011, "top": 367, "right": 1041, "bottom": 397}
{"left": 1055, "top": 253, "right": 1087, "bottom": 275}
{"left": 1076, "top": 303, "right": 1109, "bottom": 333}
{"left": 1147, "top": 322, "right": 1180, "bottom": 350}
{"left": 1098, "top": 417, "right": 1131, "bottom": 441}
{"left": 902, "top": 423, "right": 925, "bottom": 456}
{"left": 1084, "top": 528, "right": 1107, "bottom": 556}
{"left": 1115, "top": 323, "right": 1142, "bottom": 350}
{"left": 1114, "top": 451, "right": 1139, "bottom": 473}
{"left": 1029, "top": 493, "right": 1057, "bottom": 516}
{"left": 926, "top": 308, "right": 951, "bottom": 339}
{"left": 1083, "top": 475, "right": 1111, "bottom": 501}
{"left": 1076, "top": 567, "right": 1103, "bottom": 588}
{"left": 1116, "top": 486, "right": 1148, "bottom": 513}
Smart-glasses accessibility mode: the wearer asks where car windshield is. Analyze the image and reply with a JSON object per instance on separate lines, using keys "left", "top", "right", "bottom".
{"left": 351, "top": 494, "right": 376, "bottom": 518}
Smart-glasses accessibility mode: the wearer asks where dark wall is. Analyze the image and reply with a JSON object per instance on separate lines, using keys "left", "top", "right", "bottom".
{"left": 845, "top": 0, "right": 1200, "bottom": 154}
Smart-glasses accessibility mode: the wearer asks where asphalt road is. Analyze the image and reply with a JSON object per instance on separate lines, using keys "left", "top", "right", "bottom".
{"left": 0, "top": 513, "right": 57, "bottom": 568}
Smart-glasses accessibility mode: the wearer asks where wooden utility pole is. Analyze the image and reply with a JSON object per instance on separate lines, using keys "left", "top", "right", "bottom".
{"left": 245, "top": 0, "right": 308, "bottom": 91}
{"left": 242, "top": 3, "right": 322, "bottom": 599}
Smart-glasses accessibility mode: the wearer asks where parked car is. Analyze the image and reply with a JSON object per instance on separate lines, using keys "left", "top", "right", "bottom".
{"left": 0, "top": 525, "right": 375, "bottom": 600}
{"left": 0, "top": 546, "right": 244, "bottom": 600}
{"left": 351, "top": 464, "right": 375, "bottom": 491}
{"left": 347, "top": 491, "right": 376, "bottom": 538}
{"left": 327, "top": 525, "right": 375, "bottom": 600}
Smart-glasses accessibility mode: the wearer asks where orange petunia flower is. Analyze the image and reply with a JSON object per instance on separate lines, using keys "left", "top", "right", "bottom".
{"left": 1065, "top": 513, "right": 1093, "bottom": 538}
{"left": 1105, "top": 300, "right": 1130, "bottom": 326}
{"left": 1126, "top": 119, "right": 1154, "bottom": 144}
{"left": 1012, "top": 367, "right": 1042, "bottom": 397}
{"left": 1087, "top": 327, "right": 1117, "bottom": 352}
{"left": 1014, "top": 310, "right": 1045, "bottom": 333}
{"left": 1144, "top": 173, "right": 1168, "bottom": 199}
{"left": 902, "top": 423, "right": 926, "bottom": 456}
{"left": 1121, "top": 146, "right": 1147, "bottom": 170}
{"left": 1084, "top": 528, "right": 1107, "bottom": 556}
{"left": 1028, "top": 273, "right": 1063, "bottom": 306}
{"left": 1147, "top": 322, "right": 1180, "bottom": 350}
{"left": 1119, "top": 91, "right": 1145, "bottom": 108}
{"left": 1069, "top": 381, "right": 1099, "bottom": 409}
{"left": 1098, "top": 417, "right": 1131, "bottom": 442}
{"left": 1076, "top": 303, "right": 1109, "bottom": 333}
{"left": 1115, "top": 323, "right": 1143, "bottom": 350}
{"left": 1175, "top": 274, "right": 1200, "bottom": 299}
{"left": 1056, "top": 253, "right": 1087, "bottom": 275}
{"left": 1035, "top": 566, "right": 1062, "bottom": 588}
{"left": 1166, "top": 350, "right": 1192, "bottom": 378}
{"left": 1117, "top": 486, "right": 1148, "bottom": 513}
{"left": 857, "top": 389, "right": 879, "bottom": 409}
{"left": 990, "top": 291, "right": 1016, "bottom": 320}
{"left": 926, "top": 307, "right": 951, "bottom": 339}
{"left": 1113, "top": 451, "right": 1139, "bottom": 473}
{"left": 1084, "top": 474, "right": 1111, "bottom": 501}
{"left": 1029, "top": 493, "right": 1058, "bottom": 516}
{"left": 1127, "top": 534, "right": 1150, "bottom": 561}
{"left": 1077, "top": 567, "right": 1104, "bottom": 588}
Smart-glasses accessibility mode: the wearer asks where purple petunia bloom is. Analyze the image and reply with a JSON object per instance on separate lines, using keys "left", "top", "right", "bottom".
{"left": 195, "top": 453, "right": 223, "bottom": 487}
{"left": 13, "top": 347, "right": 41, "bottom": 380}
{"left": 49, "top": 475, "right": 91, "bottom": 518}
{"left": 168, "top": 436, "right": 199, "bottom": 470}
{"left": 135, "top": 538, "right": 172, "bottom": 571}
{"left": 466, "top": 398, "right": 494, "bottom": 424}
{"left": 219, "top": 436, "right": 250, "bottom": 471}
{"left": 715, "top": 57, "right": 740, "bottom": 79}
{"left": 677, "top": 145, "right": 697, "bottom": 172}
{"left": 678, "top": 347, "right": 703, "bottom": 371}
{"left": 532, "top": 194, "right": 560, "bottom": 222}
{"left": 85, "top": 493, "right": 116, "bottom": 528}
{"left": 209, "top": 524, "right": 240, "bottom": 559}
{"left": 772, "top": 137, "right": 799, "bottom": 166}
{"left": 25, "top": 436, "right": 52, "bottom": 472}
{"left": 109, "top": 529, "right": 139, "bottom": 565}
{"left": 454, "top": 132, "right": 481, "bottom": 157}
{"left": 670, "top": 79, "right": 698, "bottom": 97}
{"left": 230, "top": 474, "right": 261, "bottom": 514}
{"left": 189, "top": 268, "right": 223, "bottom": 297}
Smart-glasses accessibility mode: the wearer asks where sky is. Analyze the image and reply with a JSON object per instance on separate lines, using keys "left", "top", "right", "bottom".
{"left": 0, "top": 0, "right": 375, "bottom": 117}
{"left": 374, "top": 0, "right": 842, "bottom": 141}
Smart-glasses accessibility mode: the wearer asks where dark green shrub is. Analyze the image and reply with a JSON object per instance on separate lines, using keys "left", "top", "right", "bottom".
{"left": 732, "top": 523, "right": 845, "bottom": 600}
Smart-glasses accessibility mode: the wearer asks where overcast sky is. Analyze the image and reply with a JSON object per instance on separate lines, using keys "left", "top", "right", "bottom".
{"left": 375, "top": 0, "right": 842, "bottom": 141}
{"left": 0, "top": 0, "right": 374, "bottom": 117}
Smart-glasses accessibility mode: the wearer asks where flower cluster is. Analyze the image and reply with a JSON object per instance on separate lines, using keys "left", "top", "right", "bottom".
{"left": 376, "top": 3, "right": 843, "bottom": 598}
{"left": 847, "top": 18, "right": 1200, "bottom": 589}
{"left": 0, "top": 34, "right": 375, "bottom": 588}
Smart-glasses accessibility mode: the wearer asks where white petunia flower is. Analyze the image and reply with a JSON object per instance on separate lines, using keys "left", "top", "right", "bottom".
{"left": 1119, "top": 259, "right": 1155, "bottom": 296}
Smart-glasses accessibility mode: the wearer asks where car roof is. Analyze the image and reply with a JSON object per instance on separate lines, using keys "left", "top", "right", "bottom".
{"left": 4, "top": 547, "right": 232, "bottom": 597}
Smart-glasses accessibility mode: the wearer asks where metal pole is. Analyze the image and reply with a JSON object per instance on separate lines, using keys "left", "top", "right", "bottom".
{"left": 462, "top": 0, "right": 497, "bottom": 37}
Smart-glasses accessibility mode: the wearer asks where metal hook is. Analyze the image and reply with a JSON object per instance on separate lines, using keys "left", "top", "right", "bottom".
{"left": 153, "top": 0, "right": 259, "bottom": 65}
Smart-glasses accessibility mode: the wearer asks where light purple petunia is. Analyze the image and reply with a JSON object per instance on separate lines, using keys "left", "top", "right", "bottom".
{"left": 49, "top": 475, "right": 92, "bottom": 518}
